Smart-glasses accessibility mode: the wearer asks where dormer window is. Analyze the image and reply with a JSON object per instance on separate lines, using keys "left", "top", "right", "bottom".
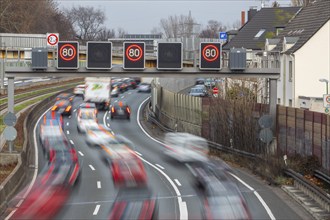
{"left": 254, "top": 29, "right": 266, "bottom": 38}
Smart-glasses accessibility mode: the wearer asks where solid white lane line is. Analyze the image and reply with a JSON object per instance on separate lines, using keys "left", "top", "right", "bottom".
{"left": 70, "top": 140, "right": 74, "bottom": 145}
{"left": 89, "top": 165, "right": 95, "bottom": 171}
{"left": 93, "top": 204, "right": 100, "bottom": 215}
{"left": 66, "top": 122, "right": 69, "bottom": 126}
{"left": 97, "top": 181, "right": 101, "bottom": 189}
{"left": 174, "top": 179, "right": 182, "bottom": 186}
{"left": 230, "top": 173, "right": 276, "bottom": 220}
{"left": 78, "top": 151, "right": 84, "bottom": 156}
{"left": 137, "top": 97, "right": 188, "bottom": 220}
{"left": 16, "top": 199, "right": 24, "bottom": 207}
{"left": 155, "top": 164, "right": 165, "bottom": 170}
{"left": 134, "top": 151, "right": 142, "bottom": 156}
{"left": 67, "top": 130, "right": 70, "bottom": 135}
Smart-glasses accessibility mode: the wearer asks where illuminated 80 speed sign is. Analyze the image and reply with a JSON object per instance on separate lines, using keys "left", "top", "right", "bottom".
{"left": 57, "top": 41, "right": 79, "bottom": 69}
{"left": 123, "top": 42, "right": 145, "bottom": 69}
{"left": 199, "top": 42, "right": 222, "bottom": 70}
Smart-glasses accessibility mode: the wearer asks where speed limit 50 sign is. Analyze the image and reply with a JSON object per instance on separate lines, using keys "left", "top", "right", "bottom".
{"left": 57, "top": 41, "right": 79, "bottom": 69}
{"left": 123, "top": 42, "right": 145, "bottom": 69}
{"left": 199, "top": 42, "right": 222, "bottom": 70}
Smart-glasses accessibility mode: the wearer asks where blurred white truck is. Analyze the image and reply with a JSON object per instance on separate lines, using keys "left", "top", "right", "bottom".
{"left": 84, "top": 77, "right": 111, "bottom": 110}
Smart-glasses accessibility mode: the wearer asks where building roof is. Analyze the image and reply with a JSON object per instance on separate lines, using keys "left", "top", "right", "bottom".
{"left": 275, "top": 0, "right": 330, "bottom": 54}
{"left": 223, "top": 6, "right": 301, "bottom": 50}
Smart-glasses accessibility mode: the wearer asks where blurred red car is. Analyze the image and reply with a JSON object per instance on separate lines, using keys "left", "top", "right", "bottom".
{"left": 108, "top": 188, "right": 157, "bottom": 220}
{"left": 111, "top": 156, "right": 147, "bottom": 187}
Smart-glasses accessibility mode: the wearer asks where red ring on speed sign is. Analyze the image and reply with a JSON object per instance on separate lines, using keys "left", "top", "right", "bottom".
{"left": 59, "top": 44, "right": 76, "bottom": 61}
{"left": 48, "top": 34, "right": 58, "bottom": 46}
{"left": 126, "top": 44, "right": 143, "bottom": 62}
{"left": 202, "top": 44, "right": 219, "bottom": 62}
{"left": 326, "top": 95, "right": 330, "bottom": 103}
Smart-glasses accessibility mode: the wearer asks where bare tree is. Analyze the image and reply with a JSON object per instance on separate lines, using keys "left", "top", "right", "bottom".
{"left": 231, "top": 20, "right": 242, "bottom": 30}
{"left": 65, "top": 6, "right": 105, "bottom": 44}
{"left": 272, "top": 1, "right": 280, "bottom": 7}
{"left": 150, "top": 27, "right": 162, "bottom": 35}
{"left": 117, "top": 27, "right": 127, "bottom": 38}
{"left": 159, "top": 12, "right": 198, "bottom": 38}
{"left": 97, "top": 28, "right": 116, "bottom": 41}
{"left": 199, "top": 20, "right": 226, "bottom": 38}
{"left": 291, "top": 0, "right": 313, "bottom": 6}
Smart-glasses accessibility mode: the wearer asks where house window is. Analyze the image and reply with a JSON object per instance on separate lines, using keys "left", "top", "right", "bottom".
{"left": 289, "top": 99, "right": 293, "bottom": 107}
{"left": 289, "top": 61, "right": 293, "bottom": 82}
{"left": 278, "top": 98, "right": 281, "bottom": 104}
{"left": 276, "top": 27, "right": 284, "bottom": 36}
{"left": 254, "top": 29, "right": 266, "bottom": 38}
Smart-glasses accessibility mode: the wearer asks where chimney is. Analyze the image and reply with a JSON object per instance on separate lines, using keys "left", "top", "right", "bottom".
{"left": 248, "top": 7, "right": 258, "bottom": 21}
{"left": 241, "top": 11, "right": 246, "bottom": 27}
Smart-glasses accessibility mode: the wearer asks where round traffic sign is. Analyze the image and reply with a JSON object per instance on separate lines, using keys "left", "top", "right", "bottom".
{"left": 258, "top": 114, "right": 273, "bottom": 129}
{"left": 47, "top": 33, "right": 58, "bottom": 46}
{"left": 326, "top": 95, "right": 330, "bottom": 104}
{"left": 325, "top": 108, "right": 329, "bottom": 113}
{"left": 3, "top": 126, "right": 17, "bottom": 141}
{"left": 259, "top": 128, "right": 273, "bottom": 144}
{"left": 202, "top": 44, "right": 219, "bottom": 62}
{"left": 213, "top": 87, "right": 219, "bottom": 94}
{"left": 3, "top": 112, "right": 17, "bottom": 126}
{"left": 126, "top": 44, "right": 143, "bottom": 62}
{"left": 59, "top": 44, "right": 77, "bottom": 61}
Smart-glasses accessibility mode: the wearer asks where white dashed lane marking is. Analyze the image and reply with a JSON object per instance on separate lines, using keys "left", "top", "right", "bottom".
{"left": 78, "top": 151, "right": 84, "bottom": 156}
{"left": 93, "top": 204, "right": 100, "bottom": 215}
{"left": 135, "top": 151, "right": 142, "bottom": 156}
{"left": 70, "top": 140, "right": 74, "bottom": 145}
{"left": 174, "top": 179, "right": 182, "bottom": 186}
{"left": 97, "top": 181, "right": 101, "bottom": 189}
{"left": 89, "top": 165, "right": 95, "bottom": 171}
{"left": 66, "top": 130, "right": 70, "bottom": 135}
{"left": 66, "top": 122, "right": 69, "bottom": 126}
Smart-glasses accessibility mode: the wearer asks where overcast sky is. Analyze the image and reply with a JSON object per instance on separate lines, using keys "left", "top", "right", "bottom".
{"left": 56, "top": 0, "right": 293, "bottom": 34}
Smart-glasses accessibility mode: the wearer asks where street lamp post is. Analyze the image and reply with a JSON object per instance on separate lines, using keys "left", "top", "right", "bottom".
{"left": 319, "top": 78, "right": 329, "bottom": 94}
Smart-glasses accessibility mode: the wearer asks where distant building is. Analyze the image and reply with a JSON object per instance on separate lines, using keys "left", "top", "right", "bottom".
{"left": 267, "top": 0, "right": 330, "bottom": 112}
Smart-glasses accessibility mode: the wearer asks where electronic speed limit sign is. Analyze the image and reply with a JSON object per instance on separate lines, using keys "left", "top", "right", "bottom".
{"left": 123, "top": 42, "right": 145, "bottom": 69}
{"left": 57, "top": 41, "right": 79, "bottom": 69}
{"left": 199, "top": 42, "right": 222, "bottom": 70}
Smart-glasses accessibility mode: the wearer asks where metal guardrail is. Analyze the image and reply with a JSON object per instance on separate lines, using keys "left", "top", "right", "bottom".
{"left": 284, "top": 169, "right": 330, "bottom": 204}
{"left": 314, "top": 170, "right": 330, "bottom": 186}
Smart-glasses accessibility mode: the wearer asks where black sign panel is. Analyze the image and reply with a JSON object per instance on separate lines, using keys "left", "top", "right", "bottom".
{"left": 157, "top": 42, "right": 182, "bottom": 70}
{"left": 57, "top": 41, "right": 79, "bottom": 69}
{"left": 123, "top": 42, "right": 145, "bottom": 69}
{"left": 200, "top": 42, "right": 221, "bottom": 70}
{"left": 87, "top": 42, "right": 112, "bottom": 69}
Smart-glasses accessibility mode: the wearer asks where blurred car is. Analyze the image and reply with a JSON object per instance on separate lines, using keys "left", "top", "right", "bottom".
{"left": 55, "top": 92, "right": 74, "bottom": 102}
{"left": 108, "top": 188, "right": 157, "bottom": 220}
{"left": 42, "top": 110, "right": 63, "bottom": 128}
{"left": 112, "top": 81, "right": 127, "bottom": 92}
{"left": 163, "top": 132, "right": 209, "bottom": 163}
{"left": 78, "top": 102, "right": 97, "bottom": 114}
{"left": 137, "top": 82, "right": 151, "bottom": 93}
{"left": 85, "top": 125, "right": 116, "bottom": 147}
{"left": 51, "top": 100, "right": 72, "bottom": 116}
{"left": 189, "top": 87, "right": 208, "bottom": 97}
{"left": 111, "top": 155, "right": 147, "bottom": 187}
{"left": 111, "top": 101, "right": 131, "bottom": 119}
{"left": 73, "top": 84, "right": 85, "bottom": 97}
{"left": 111, "top": 87, "right": 120, "bottom": 97}
{"left": 195, "top": 78, "right": 205, "bottom": 85}
{"left": 200, "top": 172, "right": 252, "bottom": 220}
{"left": 123, "top": 78, "right": 137, "bottom": 89}
{"left": 77, "top": 115, "right": 99, "bottom": 133}
{"left": 204, "top": 78, "right": 216, "bottom": 88}
{"left": 39, "top": 120, "right": 64, "bottom": 151}
{"left": 132, "top": 77, "right": 141, "bottom": 84}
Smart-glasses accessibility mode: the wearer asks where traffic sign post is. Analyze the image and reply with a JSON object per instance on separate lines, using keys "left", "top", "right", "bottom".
{"left": 87, "top": 42, "right": 112, "bottom": 69}
{"left": 200, "top": 43, "right": 222, "bottom": 70}
{"left": 157, "top": 42, "right": 182, "bottom": 70}
{"left": 213, "top": 87, "right": 219, "bottom": 97}
{"left": 123, "top": 42, "right": 145, "bottom": 69}
{"left": 57, "top": 41, "right": 79, "bottom": 69}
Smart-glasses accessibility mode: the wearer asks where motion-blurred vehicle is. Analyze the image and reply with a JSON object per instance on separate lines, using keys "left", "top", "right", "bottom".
{"left": 195, "top": 78, "right": 205, "bottom": 85}
{"left": 77, "top": 108, "right": 98, "bottom": 133}
{"left": 108, "top": 188, "right": 157, "bottom": 220}
{"left": 39, "top": 120, "right": 64, "bottom": 151}
{"left": 123, "top": 78, "right": 137, "bottom": 89}
{"left": 163, "top": 132, "right": 209, "bottom": 163}
{"left": 111, "top": 101, "right": 131, "bottom": 119}
{"left": 204, "top": 78, "right": 216, "bottom": 88}
{"left": 85, "top": 125, "right": 115, "bottom": 147}
{"left": 189, "top": 87, "right": 208, "bottom": 97}
{"left": 84, "top": 77, "right": 111, "bottom": 110}
{"left": 112, "top": 81, "right": 126, "bottom": 92}
{"left": 51, "top": 100, "right": 72, "bottom": 116}
{"left": 200, "top": 172, "right": 251, "bottom": 220}
{"left": 137, "top": 82, "right": 151, "bottom": 93}
{"left": 111, "top": 155, "right": 147, "bottom": 187}
{"left": 111, "top": 87, "right": 120, "bottom": 97}
{"left": 73, "top": 84, "right": 85, "bottom": 97}
{"left": 55, "top": 92, "right": 74, "bottom": 102}
{"left": 42, "top": 110, "right": 63, "bottom": 127}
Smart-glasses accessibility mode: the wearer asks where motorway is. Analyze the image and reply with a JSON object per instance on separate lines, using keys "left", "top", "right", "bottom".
{"left": 7, "top": 88, "right": 310, "bottom": 220}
